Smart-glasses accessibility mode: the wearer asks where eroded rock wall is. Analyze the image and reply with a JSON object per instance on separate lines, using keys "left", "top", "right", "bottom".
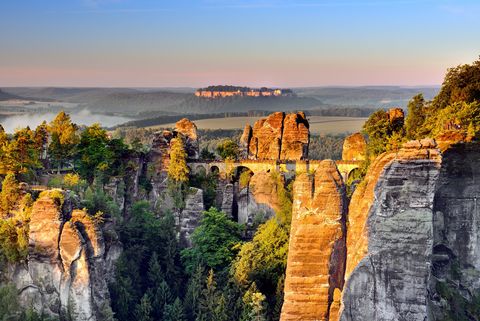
{"left": 15, "top": 191, "right": 112, "bottom": 321}
{"left": 428, "top": 143, "right": 480, "bottom": 319}
{"left": 243, "top": 112, "right": 309, "bottom": 160}
{"left": 281, "top": 160, "right": 347, "bottom": 321}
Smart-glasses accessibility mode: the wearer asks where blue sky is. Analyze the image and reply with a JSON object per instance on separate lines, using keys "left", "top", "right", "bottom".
{"left": 0, "top": 0, "right": 479, "bottom": 87}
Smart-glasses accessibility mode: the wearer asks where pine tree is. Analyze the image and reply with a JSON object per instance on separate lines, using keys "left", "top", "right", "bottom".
{"left": 47, "top": 111, "right": 79, "bottom": 171}
{"left": 184, "top": 265, "right": 204, "bottom": 321}
{"left": 197, "top": 270, "right": 228, "bottom": 321}
{"left": 164, "top": 297, "right": 186, "bottom": 321}
{"left": 0, "top": 173, "right": 20, "bottom": 215}
{"left": 134, "top": 293, "right": 153, "bottom": 321}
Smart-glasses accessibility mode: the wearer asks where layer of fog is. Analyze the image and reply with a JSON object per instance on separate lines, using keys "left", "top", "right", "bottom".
{"left": 0, "top": 109, "right": 132, "bottom": 133}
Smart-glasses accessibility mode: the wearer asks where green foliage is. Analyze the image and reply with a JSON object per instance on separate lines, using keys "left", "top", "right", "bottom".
{"left": 405, "top": 94, "right": 428, "bottom": 139}
{"left": 189, "top": 170, "right": 218, "bottom": 211}
{"left": 110, "top": 201, "right": 182, "bottom": 321}
{"left": 433, "top": 57, "right": 480, "bottom": 110}
{"left": 164, "top": 297, "right": 186, "bottom": 321}
{"left": 48, "top": 111, "right": 79, "bottom": 170}
{"left": 216, "top": 139, "right": 239, "bottom": 160}
{"left": 428, "top": 101, "right": 480, "bottom": 138}
{"left": 81, "top": 185, "right": 120, "bottom": 219}
{"left": 196, "top": 270, "right": 228, "bottom": 321}
{"left": 308, "top": 134, "right": 346, "bottom": 160}
{"left": 181, "top": 208, "right": 243, "bottom": 274}
{"left": 239, "top": 171, "right": 252, "bottom": 189}
{"left": 200, "top": 148, "right": 216, "bottom": 160}
{"left": 240, "top": 283, "right": 267, "bottom": 321}
{"left": 435, "top": 281, "right": 480, "bottom": 321}
{"left": 0, "top": 284, "right": 56, "bottom": 321}
{"left": 362, "top": 109, "right": 406, "bottom": 158}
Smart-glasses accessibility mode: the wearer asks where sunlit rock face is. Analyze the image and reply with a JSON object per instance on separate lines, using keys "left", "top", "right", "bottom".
{"left": 341, "top": 133, "right": 366, "bottom": 161}
{"left": 244, "top": 112, "right": 309, "bottom": 160}
{"left": 14, "top": 191, "right": 112, "bottom": 321}
{"left": 175, "top": 118, "right": 199, "bottom": 160}
{"left": 340, "top": 140, "right": 442, "bottom": 321}
{"left": 281, "top": 160, "right": 347, "bottom": 321}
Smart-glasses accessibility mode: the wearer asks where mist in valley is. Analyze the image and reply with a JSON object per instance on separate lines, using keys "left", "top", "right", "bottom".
{"left": 0, "top": 109, "right": 132, "bottom": 133}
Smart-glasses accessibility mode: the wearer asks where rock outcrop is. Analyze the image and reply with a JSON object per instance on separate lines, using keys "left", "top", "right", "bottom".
{"left": 341, "top": 133, "right": 366, "bottom": 161}
{"left": 281, "top": 160, "right": 347, "bottom": 321}
{"left": 178, "top": 188, "right": 204, "bottom": 247}
{"left": 15, "top": 190, "right": 112, "bottom": 321}
{"left": 175, "top": 118, "right": 199, "bottom": 160}
{"left": 428, "top": 143, "right": 480, "bottom": 319}
{"left": 242, "top": 112, "right": 309, "bottom": 160}
{"left": 340, "top": 140, "right": 441, "bottom": 321}
{"left": 237, "top": 172, "right": 282, "bottom": 235}
{"left": 150, "top": 118, "right": 200, "bottom": 180}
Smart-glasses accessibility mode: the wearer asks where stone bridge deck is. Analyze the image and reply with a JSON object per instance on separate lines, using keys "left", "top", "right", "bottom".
{"left": 188, "top": 159, "right": 361, "bottom": 181}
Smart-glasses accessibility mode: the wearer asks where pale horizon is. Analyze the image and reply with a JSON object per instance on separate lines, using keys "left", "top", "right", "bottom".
{"left": 1, "top": 0, "right": 479, "bottom": 87}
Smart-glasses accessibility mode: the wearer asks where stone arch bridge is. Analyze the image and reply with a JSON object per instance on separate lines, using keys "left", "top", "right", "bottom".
{"left": 187, "top": 159, "right": 361, "bottom": 182}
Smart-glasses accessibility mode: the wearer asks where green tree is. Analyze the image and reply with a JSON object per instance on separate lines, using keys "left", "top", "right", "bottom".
{"left": 134, "top": 293, "right": 153, "bottom": 321}
{"left": 433, "top": 56, "right": 480, "bottom": 110}
{"left": 164, "top": 297, "right": 186, "bottom": 321}
{"left": 181, "top": 208, "right": 243, "bottom": 274}
{"left": 48, "top": 111, "right": 79, "bottom": 171}
{"left": 75, "top": 123, "right": 113, "bottom": 184}
{"left": 184, "top": 265, "right": 205, "bottom": 321}
{"left": 197, "top": 270, "right": 228, "bottom": 321}
{"left": 216, "top": 139, "right": 239, "bottom": 160}
{"left": 405, "top": 94, "right": 427, "bottom": 139}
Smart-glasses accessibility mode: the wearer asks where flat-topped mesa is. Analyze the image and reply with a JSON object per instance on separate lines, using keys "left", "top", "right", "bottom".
{"left": 195, "top": 85, "right": 294, "bottom": 98}
{"left": 243, "top": 111, "right": 309, "bottom": 160}
{"left": 281, "top": 160, "right": 347, "bottom": 321}
{"left": 341, "top": 133, "right": 366, "bottom": 161}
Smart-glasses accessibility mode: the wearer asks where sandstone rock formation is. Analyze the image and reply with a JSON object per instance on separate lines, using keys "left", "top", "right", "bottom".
{"left": 178, "top": 187, "right": 204, "bottom": 247}
{"left": 340, "top": 140, "right": 442, "bottom": 321}
{"left": 150, "top": 118, "right": 199, "bottom": 180}
{"left": 175, "top": 118, "right": 199, "bottom": 160}
{"left": 242, "top": 112, "right": 309, "bottom": 160}
{"left": 428, "top": 143, "right": 480, "bottom": 319}
{"left": 281, "top": 160, "right": 347, "bottom": 321}
{"left": 15, "top": 190, "right": 112, "bottom": 321}
{"left": 341, "top": 133, "right": 366, "bottom": 161}
{"left": 237, "top": 172, "right": 282, "bottom": 235}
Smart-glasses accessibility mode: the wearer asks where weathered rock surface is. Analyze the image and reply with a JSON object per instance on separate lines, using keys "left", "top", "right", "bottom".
{"left": 237, "top": 172, "right": 281, "bottom": 235}
{"left": 281, "top": 160, "right": 347, "bottom": 321}
{"left": 341, "top": 133, "right": 366, "bottom": 161}
{"left": 175, "top": 118, "right": 199, "bottom": 160}
{"left": 244, "top": 112, "right": 309, "bottom": 160}
{"left": 280, "top": 112, "right": 310, "bottom": 160}
{"left": 428, "top": 143, "right": 480, "bottom": 319}
{"left": 150, "top": 118, "right": 200, "bottom": 180}
{"left": 16, "top": 191, "right": 112, "bottom": 321}
{"left": 178, "top": 187, "right": 204, "bottom": 247}
{"left": 339, "top": 141, "right": 442, "bottom": 321}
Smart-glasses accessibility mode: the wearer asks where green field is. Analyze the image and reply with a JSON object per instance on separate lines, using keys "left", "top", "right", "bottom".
{"left": 155, "top": 116, "right": 367, "bottom": 134}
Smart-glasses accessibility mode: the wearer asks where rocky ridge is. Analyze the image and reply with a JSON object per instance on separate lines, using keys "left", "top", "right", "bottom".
{"left": 13, "top": 190, "right": 113, "bottom": 321}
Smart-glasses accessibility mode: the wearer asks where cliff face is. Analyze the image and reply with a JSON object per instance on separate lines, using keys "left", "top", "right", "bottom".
{"left": 13, "top": 191, "right": 112, "bottom": 321}
{"left": 281, "top": 140, "right": 480, "bottom": 321}
{"left": 428, "top": 143, "right": 480, "bottom": 319}
{"left": 340, "top": 140, "right": 442, "bottom": 321}
{"left": 281, "top": 160, "right": 347, "bottom": 321}
{"left": 243, "top": 112, "right": 309, "bottom": 160}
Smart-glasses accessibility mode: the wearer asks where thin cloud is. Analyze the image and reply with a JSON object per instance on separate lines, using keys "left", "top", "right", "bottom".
{"left": 203, "top": 0, "right": 435, "bottom": 9}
